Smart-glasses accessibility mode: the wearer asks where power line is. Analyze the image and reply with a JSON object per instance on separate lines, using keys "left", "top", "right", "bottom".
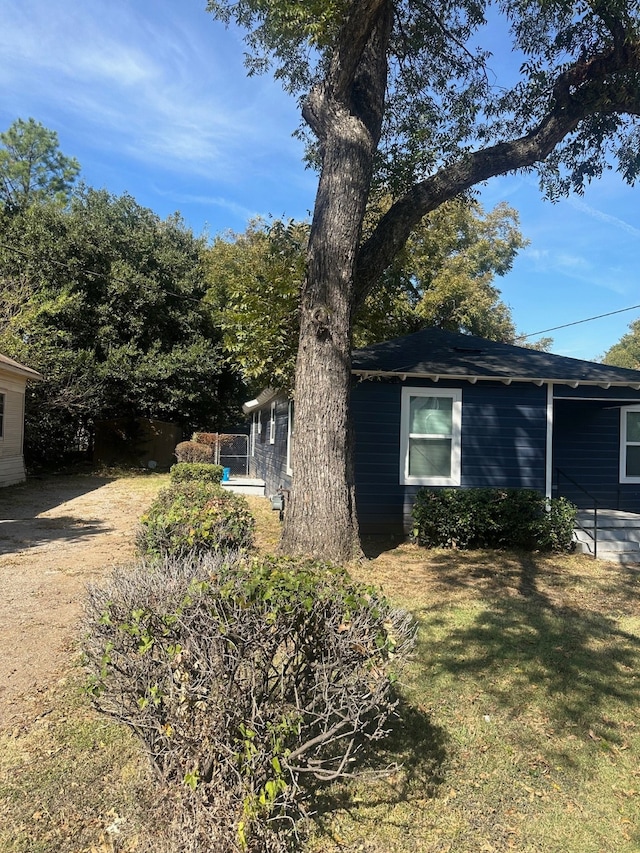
{"left": 518, "top": 302, "right": 640, "bottom": 339}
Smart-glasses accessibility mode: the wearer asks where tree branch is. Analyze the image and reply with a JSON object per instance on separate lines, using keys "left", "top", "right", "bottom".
{"left": 302, "top": 0, "right": 392, "bottom": 142}
{"left": 354, "top": 34, "right": 640, "bottom": 307}
{"left": 329, "top": 0, "right": 390, "bottom": 102}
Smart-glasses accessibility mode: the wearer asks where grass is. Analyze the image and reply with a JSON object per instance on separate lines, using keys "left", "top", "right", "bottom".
{"left": 1, "top": 485, "right": 640, "bottom": 851}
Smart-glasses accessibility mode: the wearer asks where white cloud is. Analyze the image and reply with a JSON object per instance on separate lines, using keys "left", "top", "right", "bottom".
{"left": 566, "top": 196, "right": 640, "bottom": 240}
{"left": 0, "top": 0, "right": 302, "bottom": 181}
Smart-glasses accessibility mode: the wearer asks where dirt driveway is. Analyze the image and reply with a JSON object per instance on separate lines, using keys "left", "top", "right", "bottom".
{"left": 0, "top": 472, "right": 165, "bottom": 728}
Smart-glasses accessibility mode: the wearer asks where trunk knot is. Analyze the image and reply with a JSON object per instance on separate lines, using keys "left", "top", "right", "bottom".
{"left": 311, "top": 304, "right": 331, "bottom": 337}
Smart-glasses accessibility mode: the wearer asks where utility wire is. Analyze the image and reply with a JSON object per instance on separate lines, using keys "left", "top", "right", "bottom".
{"left": 517, "top": 303, "right": 640, "bottom": 339}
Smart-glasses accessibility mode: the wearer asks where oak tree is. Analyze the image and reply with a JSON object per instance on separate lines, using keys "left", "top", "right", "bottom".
{"left": 207, "top": 0, "right": 640, "bottom": 561}
{"left": 0, "top": 188, "right": 241, "bottom": 465}
{"left": 603, "top": 318, "right": 640, "bottom": 369}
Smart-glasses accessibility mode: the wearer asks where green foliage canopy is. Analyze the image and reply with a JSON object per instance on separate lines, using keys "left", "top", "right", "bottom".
{"left": 602, "top": 318, "right": 640, "bottom": 369}
{"left": 208, "top": 1, "right": 640, "bottom": 211}
{"left": 207, "top": 200, "right": 527, "bottom": 391}
{"left": 0, "top": 186, "right": 242, "bottom": 465}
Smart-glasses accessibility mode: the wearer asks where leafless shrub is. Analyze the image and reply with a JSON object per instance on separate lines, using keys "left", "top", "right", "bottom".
{"left": 174, "top": 441, "right": 214, "bottom": 463}
{"left": 83, "top": 553, "right": 415, "bottom": 852}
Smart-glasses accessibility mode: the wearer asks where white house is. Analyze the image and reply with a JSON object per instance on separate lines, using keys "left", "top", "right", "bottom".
{"left": 0, "top": 354, "right": 42, "bottom": 486}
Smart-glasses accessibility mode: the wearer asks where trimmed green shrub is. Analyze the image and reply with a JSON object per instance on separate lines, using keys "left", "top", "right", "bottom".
{"left": 83, "top": 553, "right": 415, "bottom": 852}
{"left": 137, "top": 481, "right": 254, "bottom": 558}
{"left": 412, "top": 487, "right": 576, "bottom": 552}
{"left": 170, "top": 461, "right": 224, "bottom": 484}
{"left": 174, "top": 440, "right": 215, "bottom": 463}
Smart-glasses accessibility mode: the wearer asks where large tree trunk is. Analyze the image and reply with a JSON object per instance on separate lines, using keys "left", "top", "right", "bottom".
{"left": 280, "top": 2, "right": 392, "bottom": 561}
{"left": 278, "top": 0, "right": 640, "bottom": 562}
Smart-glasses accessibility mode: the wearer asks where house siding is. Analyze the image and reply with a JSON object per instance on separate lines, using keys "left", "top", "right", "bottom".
{"left": 244, "top": 375, "right": 640, "bottom": 537}
{"left": 248, "top": 396, "right": 292, "bottom": 497}
{"left": 352, "top": 378, "right": 548, "bottom": 534}
{"left": 553, "top": 398, "right": 640, "bottom": 511}
{"left": 0, "top": 384, "right": 27, "bottom": 486}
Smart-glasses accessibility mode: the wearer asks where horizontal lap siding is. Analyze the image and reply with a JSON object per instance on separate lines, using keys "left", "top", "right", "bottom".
{"left": 352, "top": 379, "right": 547, "bottom": 535}
{"left": 352, "top": 382, "right": 403, "bottom": 535}
{"left": 0, "top": 388, "right": 26, "bottom": 486}
{"left": 553, "top": 400, "right": 640, "bottom": 511}
{"left": 0, "top": 457, "right": 26, "bottom": 486}
{"left": 249, "top": 398, "right": 291, "bottom": 497}
{"left": 462, "top": 386, "right": 546, "bottom": 489}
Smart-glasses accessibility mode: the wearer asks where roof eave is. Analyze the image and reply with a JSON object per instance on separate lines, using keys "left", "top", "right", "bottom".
{"left": 242, "top": 387, "right": 280, "bottom": 414}
{"left": 351, "top": 369, "right": 640, "bottom": 390}
{"left": 0, "top": 356, "right": 43, "bottom": 382}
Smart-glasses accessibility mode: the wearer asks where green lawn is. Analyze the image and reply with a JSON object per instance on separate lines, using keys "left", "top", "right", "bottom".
{"left": 1, "top": 490, "right": 639, "bottom": 852}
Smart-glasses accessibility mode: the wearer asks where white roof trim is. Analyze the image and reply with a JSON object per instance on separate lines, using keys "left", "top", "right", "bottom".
{"left": 0, "top": 354, "right": 42, "bottom": 381}
{"left": 242, "top": 387, "right": 280, "bottom": 414}
{"left": 352, "top": 369, "right": 640, "bottom": 389}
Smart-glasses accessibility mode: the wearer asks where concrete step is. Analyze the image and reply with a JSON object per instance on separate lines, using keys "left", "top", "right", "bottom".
{"left": 576, "top": 510, "right": 640, "bottom": 530}
{"left": 573, "top": 530, "right": 640, "bottom": 564}
{"left": 220, "top": 477, "right": 266, "bottom": 496}
{"left": 576, "top": 527, "right": 640, "bottom": 543}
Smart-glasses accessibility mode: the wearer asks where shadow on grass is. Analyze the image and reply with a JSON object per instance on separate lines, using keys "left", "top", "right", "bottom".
{"left": 416, "top": 549, "right": 640, "bottom": 744}
{"left": 361, "top": 534, "right": 409, "bottom": 559}
{"left": 309, "top": 697, "right": 449, "bottom": 838}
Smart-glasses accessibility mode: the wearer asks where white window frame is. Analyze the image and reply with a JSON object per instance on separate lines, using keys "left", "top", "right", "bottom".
{"left": 400, "top": 387, "right": 462, "bottom": 486}
{"left": 269, "top": 401, "right": 276, "bottom": 444}
{"left": 251, "top": 411, "right": 259, "bottom": 456}
{"left": 0, "top": 392, "right": 4, "bottom": 440}
{"left": 286, "top": 401, "right": 294, "bottom": 476}
{"left": 619, "top": 406, "right": 640, "bottom": 483}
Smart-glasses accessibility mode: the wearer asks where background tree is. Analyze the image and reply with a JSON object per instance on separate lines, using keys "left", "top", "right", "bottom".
{"left": 0, "top": 187, "right": 242, "bottom": 466}
{"left": 207, "top": 0, "right": 640, "bottom": 561}
{"left": 602, "top": 318, "right": 640, "bottom": 369}
{"left": 205, "top": 218, "right": 306, "bottom": 393}
{"left": 208, "top": 199, "right": 528, "bottom": 391}
{"left": 363, "top": 199, "right": 526, "bottom": 345}
{"left": 0, "top": 118, "right": 80, "bottom": 213}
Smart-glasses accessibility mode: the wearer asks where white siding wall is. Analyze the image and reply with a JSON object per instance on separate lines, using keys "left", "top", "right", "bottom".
{"left": 0, "top": 375, "right": 27, "bottom": 486}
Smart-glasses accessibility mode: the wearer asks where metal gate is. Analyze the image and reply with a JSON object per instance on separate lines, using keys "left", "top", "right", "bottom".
{"left": 214, "top": 433, "right": 249, "bottom": 476}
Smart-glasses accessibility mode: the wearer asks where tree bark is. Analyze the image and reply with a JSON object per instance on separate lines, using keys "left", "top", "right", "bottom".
{"left": 280, "top": 2, "right": 392, "bottom": 561}
{"left": 279, "top": 1, "right": 640, "bottom": 562}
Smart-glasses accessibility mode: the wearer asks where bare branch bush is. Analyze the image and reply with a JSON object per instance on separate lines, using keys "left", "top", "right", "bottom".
{"left": 82, "top": 553, "right": 415, "bottom": 852}
{"left": 174, "top": 441, "right": 215, "bottom": 464}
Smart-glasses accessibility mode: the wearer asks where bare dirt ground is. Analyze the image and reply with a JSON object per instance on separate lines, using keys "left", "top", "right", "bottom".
{"left": 0, "top": 471, "right": 165, "bottom": 729}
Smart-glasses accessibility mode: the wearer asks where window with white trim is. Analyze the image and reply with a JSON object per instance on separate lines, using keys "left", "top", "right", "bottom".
{"left": 620, "top": 406, "right": 640, "bottom": 482}
{"left": 269, "top": 401, "right": 276, "bottom": 444}
{"left": 400, "top": 387, "right": 462, "bottom": 485}
{"left": 0, "top": 393, "right": 4, "bottom": 439}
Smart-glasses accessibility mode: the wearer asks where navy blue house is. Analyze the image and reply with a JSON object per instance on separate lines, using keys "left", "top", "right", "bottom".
{"left": 243, "top": 327, "right": 640, "bottom": 535}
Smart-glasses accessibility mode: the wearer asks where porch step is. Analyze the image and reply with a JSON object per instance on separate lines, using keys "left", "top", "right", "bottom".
{"left": 220, "top": 477, "right": 266, "bottom": 496}
{"left": 574, "top": 510, "right": 640, "bottom": 564}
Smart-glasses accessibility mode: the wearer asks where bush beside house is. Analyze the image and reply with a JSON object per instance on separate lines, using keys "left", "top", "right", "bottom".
{"left": 412, "top": 487, "right": 577, "bottom": 552}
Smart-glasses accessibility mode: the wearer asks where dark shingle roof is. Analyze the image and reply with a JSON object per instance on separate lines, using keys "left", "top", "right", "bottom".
{"left": 351, "top": 327, "right": 640, "bottom": 386}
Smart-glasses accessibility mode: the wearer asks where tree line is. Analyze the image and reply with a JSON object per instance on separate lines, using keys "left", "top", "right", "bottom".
{"left": 0, "top": 116, "right": 536, "bottom": 467}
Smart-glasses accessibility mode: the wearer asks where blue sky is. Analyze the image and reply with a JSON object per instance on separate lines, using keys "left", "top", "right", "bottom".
{"left": 1, "top": 0, "right": 639, "bottom": 362}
